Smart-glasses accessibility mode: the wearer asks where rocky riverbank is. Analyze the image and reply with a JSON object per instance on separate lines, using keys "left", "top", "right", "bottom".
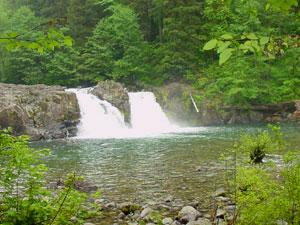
{"left": 0, "top": 83, "right": 80, "bottom": 140}
{"left": 71, "top": 188, "right": 234, "bottom": 225}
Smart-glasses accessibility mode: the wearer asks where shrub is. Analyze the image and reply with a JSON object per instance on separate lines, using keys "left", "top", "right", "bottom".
{"left": 233, "top": 125, "right": 285, "bottom": 164}
{"left": 0, "top": 128, "right": 101, "bottom": 224}
{"left": 233, "top": 152, "right": 300, "bottom": 225}
{"left": 224, "top": 125, "right": 300, "bottom": 225}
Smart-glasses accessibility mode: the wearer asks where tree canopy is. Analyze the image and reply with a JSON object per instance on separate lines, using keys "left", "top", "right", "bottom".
{"left": 0, "top": 0, "right": 300, "bottom": 105}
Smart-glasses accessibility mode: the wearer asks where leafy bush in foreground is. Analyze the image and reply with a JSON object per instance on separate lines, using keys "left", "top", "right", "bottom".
{"left": 0, "top": 128, "right": 101, "bottom": 224}
{"left": 224, "top": 125, "right": 300, "bottom": 224}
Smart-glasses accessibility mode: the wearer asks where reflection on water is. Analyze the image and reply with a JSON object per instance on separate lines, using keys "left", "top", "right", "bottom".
{"left": 32, "top": 124, "right": 300, "bottom": 204}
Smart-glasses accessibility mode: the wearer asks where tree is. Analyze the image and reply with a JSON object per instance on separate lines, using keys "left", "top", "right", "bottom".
{"left": 0, "top": 6, "right": 76, "bottom": 85}
{"left": 82, "top": 1, "right": 147, "bottom": 84}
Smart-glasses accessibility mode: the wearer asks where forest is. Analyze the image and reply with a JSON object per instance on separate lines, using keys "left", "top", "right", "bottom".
{"left": 0, "top": 0, "right": 300, "bottom": 106}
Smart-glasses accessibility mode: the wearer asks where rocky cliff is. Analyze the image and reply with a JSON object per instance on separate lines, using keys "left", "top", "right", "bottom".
{"left": 152, "top": 83, "right": 201, "bottom": 126}
{"left": 0, "top": 83, "right": 80, "bottom": 140}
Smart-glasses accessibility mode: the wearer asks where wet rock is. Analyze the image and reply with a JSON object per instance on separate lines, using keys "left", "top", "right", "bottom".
{"left": 91, "top": 80, "right": 131, "bottom": 124}
{"left": 227, "top": 215, "right": 234, "bottom": 223}
{"left": 94, "top": 199, "right": 105, "bottom": 205}
{"left": 216, "top": 209, "right": 226, "bottom": 218}
{"left": 83, "top": 223, "right": 95, "bottom": 225}
{"left": 140, "top": 207, "right": 153, "bottom": 218}
{"left": 119, "top": 202, "right": 141, "bottom": 215}
{"left": 0, "top": 83, "right": 80, "bottom": 140}
{"left": 187, "top": 218, "right": 211, "bottom": 225}
{"left": 118, "top": 212, "right": 126, "bottom": 220}
{"left": 216, "top": 196, "right": 230, "bottom": 203}
{"left": 225, "top": 205, "right": 236, "bottom": 214}
{"left": 145, "top": 201, "right": 162, "bottom": 210}
{"left": 187, "top": 201, "right": 199, "bottom": 208}
{"left": 178, "top": 206, "right": 201, "bottom": 223}
{"left": 162, "top": 217, "right": 173, "bottom": 225}
{"left": 106, "top": 202, "right": 117, "bottom": 209}
{"left": 214, "top": 188, "right": 226, "bottom": 197}
{"left": 152, "top": 83, "right": 201, "bottom": 127}
{"left": 165, "top": 195, "right": 174, "bottom": 202}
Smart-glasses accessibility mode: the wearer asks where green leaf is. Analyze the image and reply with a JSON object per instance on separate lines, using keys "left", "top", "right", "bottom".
{"left": 10, "top": 32, "right": 18, "bottom": 38}
{"left": 260, "top": 37, "right": 269, "bottom": 45}
{"left": 0, "top": 39, "right": 9, "bottom": 44}
{"left": 29, "top": 43, "right": 39, "bottom": 49}
{"left": 203, "top": 39, "right": 218, "bottom": 50}
{"left": 6, "top": 43, "right": 16, "bottom": 51}
{"left": 219, "top": 48, "right": 233, "bottom": 65}
{"left": 38, "top": 47, "right": 44, "bottom": 53}
{"left": 265, "top": 3, "right": 270, "bottom": 10}
{"left": 64, "top": 36, "right": 73, "bottom": 46}
{"left": 251, "top": 40, "right": 261, "bottom": 52}
{"left": 221, "top": 34, "right": 233, "bottom": 40}
{"left": 247, "top": 33, "right": 258, "bottom": 40}
{"left": 217, "top": 41, "right": 231, "bottom": 53}
{"left": 48, "top": 43, "right": 55, "bottom": 50}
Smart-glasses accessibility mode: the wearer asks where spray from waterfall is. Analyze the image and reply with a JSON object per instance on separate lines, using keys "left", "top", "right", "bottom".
{"left": 67, "top": 89, "right": 191, "bottom": 139}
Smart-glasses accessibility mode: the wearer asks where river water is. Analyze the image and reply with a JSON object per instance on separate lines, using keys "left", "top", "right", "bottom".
{"left": 31, "top": 123, "right": 300, "bottom": 205}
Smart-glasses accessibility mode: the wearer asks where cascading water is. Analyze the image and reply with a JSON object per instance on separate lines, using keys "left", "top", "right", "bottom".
{"left": 68, "top": 88, "right": 177, "bottom": 138}
{"left": 129, "top": 92, "right": 174, "bottom": 133}
{"left": 67, "top": 88, "right": 126, "bottom": 138}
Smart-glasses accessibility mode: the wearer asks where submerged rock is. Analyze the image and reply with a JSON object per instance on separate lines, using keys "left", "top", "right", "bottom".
{"left": 119, "top": 202, "right": 141, "bottom": 215}
{"left": 0, "top": 83, "right": 80, "bottom": 140}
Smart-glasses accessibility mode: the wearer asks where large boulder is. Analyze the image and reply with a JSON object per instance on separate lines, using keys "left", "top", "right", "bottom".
{"left": 0, "top": 83, "right": 80, "bottom": 140}
{"left": 91, "top": 80, "right": 131, "bottom": 125}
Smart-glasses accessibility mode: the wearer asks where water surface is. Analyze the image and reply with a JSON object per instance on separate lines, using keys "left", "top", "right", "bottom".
{"left": 32, "top": 123, "right": 300, "bottom": 204}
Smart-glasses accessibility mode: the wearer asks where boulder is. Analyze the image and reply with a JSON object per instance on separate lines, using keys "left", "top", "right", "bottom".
{"left": 0, "top": 83, "right": 80, "bottom": 140}
{"left": 91, "top": 80, "right": 131, "bottom": 125}
{"left": 178, "top": 206, "right": 201, "bottom": 224}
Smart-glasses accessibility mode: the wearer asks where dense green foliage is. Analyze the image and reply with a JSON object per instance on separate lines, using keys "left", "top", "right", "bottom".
{"left": 0, "top": 128, "right": 101, "bottom": 224}
{"left": 223, "top": 126, "right": 300, "bottom": 224}
{"left": 0, "top": 0, "right": 300, "bottom": 105}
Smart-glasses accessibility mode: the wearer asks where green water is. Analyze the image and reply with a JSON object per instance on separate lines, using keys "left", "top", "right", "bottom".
{"left": 32, "top": 124, "right": 300, "bottom": 204}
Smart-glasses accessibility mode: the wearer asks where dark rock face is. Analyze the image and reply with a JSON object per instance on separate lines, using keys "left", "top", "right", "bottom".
{"left": 152, "top": 83, "right": 201, "bottom": 127}
{"left": 151, "top": 83, "right": 300, "bottom": 126}
{"left": 0, "top": 83, "right": 80, "bottom": 140}
{"left": 91, "top": 80, "right": 131, "bottom": 125}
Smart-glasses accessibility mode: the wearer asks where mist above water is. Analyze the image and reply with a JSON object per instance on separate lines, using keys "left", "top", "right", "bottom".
{"left": 68, "top": 88, "right": 196, "bottom": 139}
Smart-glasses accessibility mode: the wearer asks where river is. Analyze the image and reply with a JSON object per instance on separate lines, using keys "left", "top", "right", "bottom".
{"left": 31, "top": 123, "right": 300, "bottom": 205}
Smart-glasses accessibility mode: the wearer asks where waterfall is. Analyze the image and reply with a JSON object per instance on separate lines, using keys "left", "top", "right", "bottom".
{"left": 67, "top": 89, "right": 176, "bottom": 138}
{"left": 189, "top": 92, "right": 199, "bottom": 113}
{"left": 129, "top": 92, "right": 174, "bottom": 134}
{"left": 67, "top": 88, "right": 126, "bottom": 138}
